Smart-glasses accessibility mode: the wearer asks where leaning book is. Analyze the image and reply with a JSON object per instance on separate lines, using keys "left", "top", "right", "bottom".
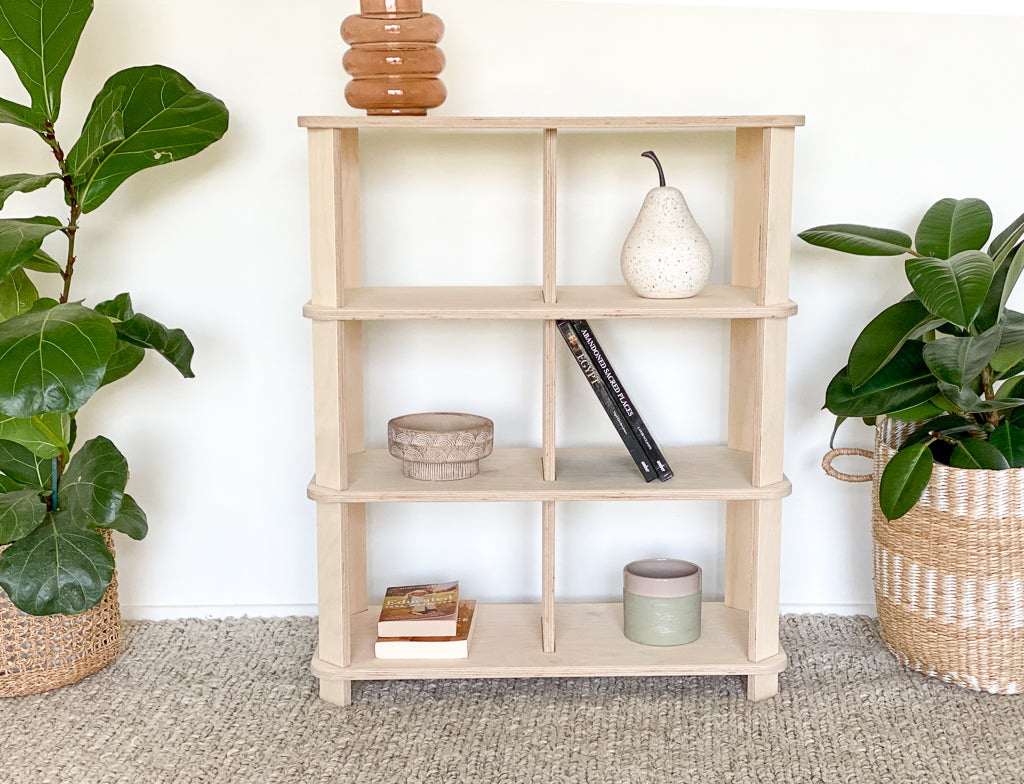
{"left": 377, "top": 580, "right": 460, "bottom": 637}
{"left": 374, "top": 600, "right": 477, "bottom": 659}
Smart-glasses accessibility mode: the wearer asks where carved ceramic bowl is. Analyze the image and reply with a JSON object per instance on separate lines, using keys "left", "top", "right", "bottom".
{"left": 387, "top": 412, "right": 494, "bottom": 480}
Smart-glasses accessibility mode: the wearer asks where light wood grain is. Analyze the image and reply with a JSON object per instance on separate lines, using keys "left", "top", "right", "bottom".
{"left": 307, "top": 447, "right": 791, "bottom": 503}
{"left": 319, "top": 677, "right": 352, "bottom": 707}
{"left": 724, "top": 500, "right": 752, "bottom": 612}
{"left": 749, "top": 499, "right": 783, "bottom": 662}
{"left": 542, "top": 502, "right": 556, "bottom": 653}
{"left": 543, "top": 321, "right": 556, "bottom": 481}
{"left": 303, "top": 285, "right": 797, "bottom": 320}
{"left": 761, "top": 128, "right": 795, "bottom": 305}
{"left": 746, "top": 673, "right": 779, "bottom": 702}
{"left": 298, "top": 116, "right": 805, "bottom": 130}
{"left": 315, "top": 502, "right": 349, "bottom": 671}
{"left": 311, "top": 602, "right": 787, "bottom": 680}
{"left": 543, "top": 129, "right": 557, "bottom": 304}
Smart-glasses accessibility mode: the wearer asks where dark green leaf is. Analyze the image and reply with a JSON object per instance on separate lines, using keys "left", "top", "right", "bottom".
{"left": 22, "top": 248, "right": 62, "bottom": 274}
{"left": 922, "top": 323, "right": 1003, "bottom": 388}
{"left": 991, "top": 341, "right": 1024, "bottom": 375}
{"left": 94, "top": 493, "right": 146, "bottom": 540}
{"left": 0, "top": 488, "right": 46, "bottom": 544}
{"left": 0, "top": 413, "right": 69, "bottom": 458}
{"left": 990, "top": 210, "right": 1024, "bottom": 266}
{"left": 0, "top": 512, "right": 113, "bottom": 616}
{"left": 0, "top": 303, "right": 116, "bottom": 417}
{"left": 825, "top": 341, "right": 937, "bottom": 417}
{"left": 116, "top": 312, "right": 194, "bottom": 378}
{"left": 28, "top": 297, "right": 57, "bottom": 313}
{"left": 848, "top": 300, "right": 942, "bottom": 388}
{"left": 0, "top": 475, "right": 21, "bottom": 492}
{"left": 997, "top": 376, "right": 1024, "bottom": 399}
{"left": 999, "top": 310, "right": 1024, "bottom": 345}
{"left": 0, "top": 216, "right": 63, "bottom": 282}
{"left": 879, "top": 443, "right": 934, "bottom": 521}
{"left": 0, "top": 96, "right": 40, "bottom": 130}
{"left": 829, "top": 416, "right": 847, "bottom": 449}
{"left": 903, "top": 415, "right": 980, "bottom": 447}
{"left": 0, "top": 173, "right": 60, "bottom": 209}
{"left": 0, "top": 0, "right": 93, "bottom": 123}
{"left": 94, "top": 292, "right": 133, "bottom": 320}
{"left": 0, "top": 440, "right": 49, "bottom": 488}
{"left": 905, "top": 250, "right": 996, "bottom": 328}
{"left": 59, "top": 436, "right": 127, "bottom": 526}
{"left": 799, "top": 223, "right": 913, "bottom": 256}
{"left": 99, "top": 340, "right": 145, "bottom": 387}
{"left": 69, "top": 65, "right": 228, "bottom": 213}
{"left": 989, "top": 423, "right": 1024, "bottom": 468}
{"left": 66, "top": 89, "right": 125, "bottom": 189}
{"left": 950, "top": 438, "right": 1011, "bottom": 470}
{"left": 936, "top": 381, "right": 1024, "bottom": 413}
{"left": 1010, "top": 407, "right": 1024, "bottom": 427}
{"left": 915, "top": 198, "right": 993, "bottom": 260}
{"left": 887, "top": 399, "right": 945, "bottom": 421}
{"left": 996, "top": 241, "right": 1024, "bottom": 315}
{"left": 0, "top": 268, "right": 38, "bottom": 321}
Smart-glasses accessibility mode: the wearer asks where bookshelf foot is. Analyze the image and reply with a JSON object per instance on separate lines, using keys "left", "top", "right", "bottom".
{"left": 746, "top": 673, "right": 778, "bottom": 702}
{"left": 319, "top": 677, "right": 352, "bottom": 707}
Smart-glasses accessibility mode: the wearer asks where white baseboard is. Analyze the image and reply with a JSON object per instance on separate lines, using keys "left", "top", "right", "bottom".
{"left": 122, "top": 602, "right": 877, "bottom": 621}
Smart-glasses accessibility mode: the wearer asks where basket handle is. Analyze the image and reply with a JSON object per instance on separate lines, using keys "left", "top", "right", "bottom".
{"left": 822, "top": 448, "right": 874, "bottom": 483}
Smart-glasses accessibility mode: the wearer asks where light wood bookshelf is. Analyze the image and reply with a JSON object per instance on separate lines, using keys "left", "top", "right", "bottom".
{"left": 301, "top": 115, "right": 802, "bottom": 706}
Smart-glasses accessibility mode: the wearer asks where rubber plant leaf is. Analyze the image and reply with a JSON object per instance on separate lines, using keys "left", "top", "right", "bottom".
{"left": 847, "top": 299, "right": 942, "bottom": 388}
{"left": 914, "top": 198, "right": 993, "bottom": 260}
{"left": 0, "top": 413, "right": 70, "bottom": 458}
{"left": 0, "top": 510, "right": 113, "bottom": 616}
{"left": 886, "top": 399, "right": 946, "bottom": 422}
{"left": 0, "top": 488, "right": 46, "bottom": 544}
{"left": 0, "top": 0, "right": 93, "bottom": 124}
{"left": 879, "top": 442, "right": 934, "bottom": 521}
{"left": 69, "top": 65, "right": 228, "bottom": 213}
{"left": 989, "top": 422, "right": 1024, "bottom": 468}
{"left": 0, "top": 268, "right": 38, "bottom": 322}
{"left": 0, "top": 173, "right": 61, "bottom": 210}
{"left": 950, "top": 438, "right": 1011, "bottom": 470}
{"left": 902, "top": 415, "right": 980, "bottom": 447}
{"left": 825, "top": 341, "right": 937, "bottom": 418}
{"left": 921, "top": 322, "right": 1003, "bottom": 388}
{"left": 798, "top": 224, "right": 913, "bottom": 256}
{"left": 905, "top": 250, "right": 995, "bottom": 329}
{"left": 0, "top": 302, "right": 116, "bottom": 417}
{"left": 936, "top": 381, "right": 1024, "bottom": 414}
{"left": 989, "top": 210, "right": 1024, "bottom": 267}
{"left": 59, "top": 436, "right": 128, "bottom": 527}
{"left": 0, "top": 216, "right": 63, "bottom": 282}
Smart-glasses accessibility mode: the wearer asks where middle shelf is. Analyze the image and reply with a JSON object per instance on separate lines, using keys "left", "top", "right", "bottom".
{"left": 307, "top": 446, "right": 792, "bottom": 502}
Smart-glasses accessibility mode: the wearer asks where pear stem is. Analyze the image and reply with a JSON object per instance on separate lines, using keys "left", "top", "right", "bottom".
{"left": 641, "top": 150, "right": 666, "bottom": 187}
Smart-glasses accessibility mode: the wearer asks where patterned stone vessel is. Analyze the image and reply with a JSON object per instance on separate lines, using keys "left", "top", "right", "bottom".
{"left": 387, "top": 413, "right": 493, "bottom": 480}
{"left": 341, "top": 0, "right": 446, "bottom": 116}
{"left": 620, "top": 151, "right": 713, "bottom": 299}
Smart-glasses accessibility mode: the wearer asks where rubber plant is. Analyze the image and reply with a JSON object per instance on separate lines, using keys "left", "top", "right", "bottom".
{"left": 801, "top": 198, "right": 1024, "bottom": 521}
{"left": 0, "top": 0, "right": 228, "bottom": 615}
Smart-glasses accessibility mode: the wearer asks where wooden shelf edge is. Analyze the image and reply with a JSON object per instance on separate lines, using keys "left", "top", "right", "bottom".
{"left": 299, "top": 115, "right": 806, "bottom": 130}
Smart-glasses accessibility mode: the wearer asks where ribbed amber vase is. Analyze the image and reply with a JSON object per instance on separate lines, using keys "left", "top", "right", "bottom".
{"left": 341, "top": 0, "right": 446, "bottom": 116}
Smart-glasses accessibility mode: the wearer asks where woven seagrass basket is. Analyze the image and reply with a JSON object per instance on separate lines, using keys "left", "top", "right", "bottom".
{"left": 0, "top": 531, "right": 122, "bottom": 698}
{"left": 825, "top": 417, "right": 1024, "bottom": 694}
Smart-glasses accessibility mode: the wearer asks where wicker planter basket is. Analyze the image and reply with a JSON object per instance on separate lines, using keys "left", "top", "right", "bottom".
{"left": 825, "top": 417, "right": 1024, "bottom": 694}
{"left": 0, "top": 532, "right": 122, "bottom": 698}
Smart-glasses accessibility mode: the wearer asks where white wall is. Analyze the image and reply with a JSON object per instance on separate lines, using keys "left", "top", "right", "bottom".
{"left": 1, "top": 0, "right": 1022, "bottom": 618}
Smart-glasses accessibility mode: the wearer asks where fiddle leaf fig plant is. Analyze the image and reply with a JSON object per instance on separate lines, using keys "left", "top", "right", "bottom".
{"left": 0, "top": 0, "right": 228, "bottom": 615}
{"left": 801, "top": 198, "right": 1024, "bottom": 522}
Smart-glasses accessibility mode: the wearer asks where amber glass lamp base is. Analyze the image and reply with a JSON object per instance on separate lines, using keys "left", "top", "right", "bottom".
{"left": 341, "top": 0, "right": 446, "bottom": 116}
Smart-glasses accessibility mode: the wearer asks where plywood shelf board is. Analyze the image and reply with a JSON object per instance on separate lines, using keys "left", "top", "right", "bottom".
{"left": 307, "top": 447, "right": 792, "bottom": 502}
{"left": 299, "top": 116, "right": 806, "bottom": 130}
{"left": 311, "top": 602, "right": 787, "bottom": 680}
{"left": 303, "top": 285, "right": 798, "bottom": 320}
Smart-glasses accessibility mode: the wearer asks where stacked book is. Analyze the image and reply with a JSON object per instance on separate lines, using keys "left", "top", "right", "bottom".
{"left": 374, "top": 581, "right": 476, "bottom": 659}
{"left": 557, "top": 319, "right": 673, "bottom": 483}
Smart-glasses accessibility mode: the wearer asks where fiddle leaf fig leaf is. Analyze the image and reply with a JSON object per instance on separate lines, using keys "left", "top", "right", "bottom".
{"left": 0, "top": 488, "right": 46, "bottom": 544}
{"left": 921, "top": 323, "right": 1003, "bottom": 388}
{"left": 0, "top": 0, "right": 93, "bottom": 124}
{"left": 848, "top": 299, "right": 942, "bottom": 388}
{"left": 0, "top": 216, "right": 63, "bottom": 282}
{"left": 0, "top": 96, "right": 41, "bottom": 130}
{"left": 0, "top": 439, "right": 50, "bottom": 488}
{"left": 989, "top": 422, "right": 1024, "bottom": 468}
{"left": 950, "top": 438, "right": 1011, "bottom": 470}
{"left": 93, "top": 492, "right": 146, "bottom": 540}
{"left": 905, "top": 250, "right": 995, "bottom": 329}
{"left": 22, "top": 248, "right": 62, "bottom": 274}
{"left": 0, "top": 303, "right": 116, "bottom": 417}
{"left": 69, "top": 65, "right": 229, "bottom": 213}
{"left": 0, "top": 511, "right": 113, "bottom": 616}
{"left": 825, "top": 341, "right": 937, "bottom": 417}
{"left": 0, "top": 475, "right": 21, "bottom": 493}
{"left": 99, "top": 340, "right": 145, "bottom": 388}
{"left": 0, "top": 268, "right": 38, "bottom": 322}
{"left": 879, "top": 442, "right": 933, "bottom": 521}
{"left": 0, "top": 172, "right": 61, "bottom": 209}
{"left": 59, "top": 436, "right": 127, "bottom": 526}
{"left": 0, "top": 413, "right": 69, "bottom": 458}
{"left": 94, "top": 292, "right": 133, "bottom": 320}
{"left": 799, "top": 224, "right": 913, "bottom": 256}
{"left": 97, "top": 293, "right": 193, "bottom": 377}
{"left": 915, "top": 198, "right": 993, "bottom": 260}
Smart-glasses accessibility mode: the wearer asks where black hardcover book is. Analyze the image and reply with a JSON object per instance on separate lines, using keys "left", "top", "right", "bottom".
{"left": 571, "top": 319, "right": 674, "bottom": 482}
{"left": 556, "top": 320, "right": 658, "bottom": 482}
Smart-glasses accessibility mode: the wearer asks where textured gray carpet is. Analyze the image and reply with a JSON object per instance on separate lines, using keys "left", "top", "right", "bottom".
{"left": 1, "top": 615, "right": 1022, "bottom": 784}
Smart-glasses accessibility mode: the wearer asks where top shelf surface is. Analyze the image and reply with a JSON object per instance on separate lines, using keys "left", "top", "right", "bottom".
{"left": 298, "top": 115, "right": 806, "bottom": 130}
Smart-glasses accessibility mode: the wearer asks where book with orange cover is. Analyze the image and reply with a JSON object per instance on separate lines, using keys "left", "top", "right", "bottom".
{"left": 377, "top": 580, "right": 460, "bottom": 637}
{"left": 374, "top": 600, "right": 477, "bottom": 659}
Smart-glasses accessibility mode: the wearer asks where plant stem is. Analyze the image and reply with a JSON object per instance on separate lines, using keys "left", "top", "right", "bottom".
{"left": 981, "top": 365, "right": 1000, "bottom": 427}
{"left": 41, "top": 122, "right": 81, "bottom": 304}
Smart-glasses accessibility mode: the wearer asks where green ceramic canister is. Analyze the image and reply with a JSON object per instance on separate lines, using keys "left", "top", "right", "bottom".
{"left": 622, "top": 558, "right": 702, "bottom": 646}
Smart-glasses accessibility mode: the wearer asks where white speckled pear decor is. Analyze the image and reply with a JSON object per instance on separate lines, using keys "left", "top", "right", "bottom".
{"left": 620, "top": 151, "right": 713, "bottom": 299}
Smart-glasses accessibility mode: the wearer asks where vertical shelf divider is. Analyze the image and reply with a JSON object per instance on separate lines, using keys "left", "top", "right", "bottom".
{"left": 541, "top": 128, "right": 559, "bottom": 651}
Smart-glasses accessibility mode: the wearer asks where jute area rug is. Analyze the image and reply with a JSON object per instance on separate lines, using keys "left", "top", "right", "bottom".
{"left": 1, "top": 615, "right": 1022, "bottom": 784}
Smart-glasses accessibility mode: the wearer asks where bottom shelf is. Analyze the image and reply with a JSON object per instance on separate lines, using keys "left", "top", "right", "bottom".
{"left": 312, "top": 602, "right": 786, "bottom": 681}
